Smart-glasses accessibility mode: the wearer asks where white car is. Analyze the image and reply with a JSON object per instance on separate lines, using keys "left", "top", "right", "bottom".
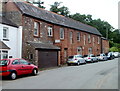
{"left": 67, "top": 55, "right": 86, "bottom": 66}
{"left": 97, "top": 53, "right": 108, "bottom": 61}
{"left": 84, "top": 54, "right": 98, "bottom": 63}
{"left": 113, "top": 52, "right": 120, "bottom": 58}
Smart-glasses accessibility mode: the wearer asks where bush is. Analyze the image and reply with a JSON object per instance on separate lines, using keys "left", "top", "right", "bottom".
{"left": 109, "top": 47, "right": 119, "bottom": 52}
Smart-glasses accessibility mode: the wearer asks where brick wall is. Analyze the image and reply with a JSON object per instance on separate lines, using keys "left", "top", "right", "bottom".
{"left": 3, "top": 1, "right": 102, "bottom": 65}
{"left": 102, "top": 39, "right": 109, "bottom": 53}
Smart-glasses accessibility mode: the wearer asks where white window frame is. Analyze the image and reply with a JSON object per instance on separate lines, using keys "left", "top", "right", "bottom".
{"left": 84, "top": 35, "right": 86, "bottom": 45}
{"left": 98, "top": 37, "right": 100, "bottom": 44}
{"left": 3, "top": 27, "right": 9, "bottom": 39}
{"left": 0, "top": 50, "right": 8, "bottom": 59}
{"left": 60, "top": 28, "right": 64, "bottom": 39}
{"left": 93, "top": 37, "right": 95, "bottom": 46}
{"left": 88, "top": 48, "right": 92, "bottom": 54}
{"left": 77, "top": 32, "right": 80, "bottom": 41}
{"left": 70, "top": 32, "right": 73, "bottom": 44}
{"left": 77, "top": 47, "right": 82, "bottom": 55}
{"left": 34, "top": 22, "right": 39, "bottom": 36}
{"left": 88, "top": 34, "right": 91, "bottom": 43}
{"left": 48, "top": 26, "right": 53, "bottom": 37}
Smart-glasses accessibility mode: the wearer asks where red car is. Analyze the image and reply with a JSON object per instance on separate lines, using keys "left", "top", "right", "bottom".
{"left": 0, "top": 58, "right": 38, "bottom": 80}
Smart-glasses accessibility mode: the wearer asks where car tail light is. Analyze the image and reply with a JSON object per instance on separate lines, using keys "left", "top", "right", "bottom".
{"left": 88, "top": 57, "right": 91, "bottom": 59}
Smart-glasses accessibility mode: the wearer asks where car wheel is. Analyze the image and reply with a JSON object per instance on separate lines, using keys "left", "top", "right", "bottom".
{"left": 67, "top": 64, "right": 71, "bottom": 66}
{"left": 9, "top": 72, "right": 17, "bottom": 80}
{"left": 32, "top": 69, "right": 38, "bottom": 76}
{"left": 77, "top": 61, "right": 80, "bottom": 65}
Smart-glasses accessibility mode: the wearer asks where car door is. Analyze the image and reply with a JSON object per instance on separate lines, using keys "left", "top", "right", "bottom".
{"left": 11, "top": 59, "right": 24, "bottom": 75}
{"left": 19, "top": 59, "right": 33, "bottom": 74}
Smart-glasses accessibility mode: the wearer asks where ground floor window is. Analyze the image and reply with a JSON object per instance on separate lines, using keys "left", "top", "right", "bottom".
{"left": 0, "top": 50, "right": 8, "bottom": 59}
{"left": 88, "top": 48, "right": 92, "bottom": 54}
{"left": 77, "top": 47, "right": 82, "bottom": 55}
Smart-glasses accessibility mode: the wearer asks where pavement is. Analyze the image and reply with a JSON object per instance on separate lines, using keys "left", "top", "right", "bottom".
{"left": 1, "top": 58, "right": 119, "bottom": 89}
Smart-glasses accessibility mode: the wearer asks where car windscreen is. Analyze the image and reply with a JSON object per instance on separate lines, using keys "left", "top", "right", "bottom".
{"left": 0, "top": 60, "right": 8, "bottom": 66}
{"left": 77, "top": 55, "right": 83, "bottom": 58}
{"left": 68, "top": 56, "right": 74, "bottom": 59}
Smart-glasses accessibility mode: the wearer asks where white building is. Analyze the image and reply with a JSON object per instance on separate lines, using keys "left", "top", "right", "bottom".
{"left": 0, "top": 16, "right": 22, "bottom": 59}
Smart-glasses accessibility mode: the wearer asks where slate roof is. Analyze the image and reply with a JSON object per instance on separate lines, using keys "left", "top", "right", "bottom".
{"left": 0, "top": 41, "right": 10, "bottom": 49}
{"left": 0, "top": 16, "right": 18, "bottom": 28}
{"left": 15, "top": 1, "right": 102, "bottom": 36}
{"left": 27, "top": 41, "right": 60, "bottom": 50}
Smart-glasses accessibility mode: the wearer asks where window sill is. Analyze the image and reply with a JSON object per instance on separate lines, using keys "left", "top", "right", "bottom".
{"left": 3, "top": 39, "right": 9, "bottom": 41}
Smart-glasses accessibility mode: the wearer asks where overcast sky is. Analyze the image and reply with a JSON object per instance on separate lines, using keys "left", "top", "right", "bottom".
{"left": 41, "top": 0, "right": 119, "bottom": 29}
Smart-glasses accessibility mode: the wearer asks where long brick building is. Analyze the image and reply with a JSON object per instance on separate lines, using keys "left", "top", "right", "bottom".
{"left": 1, "top": 0, "right": 109, "bottom": 68}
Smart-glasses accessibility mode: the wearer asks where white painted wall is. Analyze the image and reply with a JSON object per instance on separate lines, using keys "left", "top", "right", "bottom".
{"left": 0, "top": 23, "right": 22, "bottom": 58}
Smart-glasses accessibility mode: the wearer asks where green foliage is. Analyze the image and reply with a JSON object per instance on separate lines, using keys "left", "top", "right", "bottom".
{"left": 109, "top": 41, "right": 120, "bottom": 52}
{"left": 24, "top": 0, "right": 45, "bottom": 9}
{"left": 50, "top": 2, "right": 70, "bottom": 17}
{"left": 109, "top": 47, "right": 119, "bottom": 52}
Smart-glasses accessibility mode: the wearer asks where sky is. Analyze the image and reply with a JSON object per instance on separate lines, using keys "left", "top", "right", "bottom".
{"left": 40, "top": 0, "right": 119, "bottom": 29}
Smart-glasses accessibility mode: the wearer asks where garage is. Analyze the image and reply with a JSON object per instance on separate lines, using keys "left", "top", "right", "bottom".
{"left": 27, "top": 41, "right": 60, "bottom": 68}
{"left": 38, "top": 50, "right": 58, "bottom": 68}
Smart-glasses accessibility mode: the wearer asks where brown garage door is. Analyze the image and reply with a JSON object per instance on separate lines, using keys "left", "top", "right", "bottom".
{"left": 38, "top": 50, "right": 58, "bottom": 68}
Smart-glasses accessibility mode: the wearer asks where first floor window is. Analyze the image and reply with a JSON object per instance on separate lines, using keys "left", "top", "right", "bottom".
{"left": 88, "top": 34, "right": 91, "bottom": 43}
{"left": 3, "top": 27, "right": 9, "bottom": 39}
{"left": 70, "top": 32, "right": 73, "bottom": 44}
{"left": 48, "top": 26, "right": 53, "bottom": 36}
{"left": 0, "top": 50, "right": 8, "bottom": 59}
{"left": 34, "top": 22, "right": 39, "bottom": 36}
{"left": 60, "top": 28, "right": 64, "bottom": 39}
{"left": 77, "top": 32, "right": 80, "bottom": 41}
{"left": 84, "top": 35, "right": 86, "bottom": 45}
{"left": 98, "top": 37, "right": 100, "bottom": 44}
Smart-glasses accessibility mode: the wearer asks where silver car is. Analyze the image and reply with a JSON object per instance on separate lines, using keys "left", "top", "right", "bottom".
{"left": 97, "top": 53, "right": 108, "bottom": 61}
{"left": 84, "top": 54, "right": 98, "bottom": 63}
{"left": 67, "top": 55, "right": 86, "bottom": 66}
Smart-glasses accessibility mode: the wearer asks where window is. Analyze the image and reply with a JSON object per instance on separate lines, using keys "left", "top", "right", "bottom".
{"left": 84, "top": 35, "right": 86, "bottom": 45}
{"left": 0, "top": 50, "right": 8, "bottom": 59}
{"left": 3, "top": 27, "right": 9, "bottom": 39}
{"left": 34, "top": 22, "right": 39, "bottom": 36}
{"left": 70, "top": 32, "right": 73, "bottom": 44}
{"left": 88, "top": 34, "right": 91, "bottom": 43}
{"left": 93, "top": 37, "right": 95, "bottom": 46}
{"left": 48, "top": 26, "right": 53, "bottom": 36}
{"left": 20, "top": 59, "right": 29, "bottom": 65}
{"left": 29, "top": 54, "right": 33, "bottom": 59}
{"left": 77, "top": 47, "right": 82, "bottom": 55}
{"left": 12, "top": 60, "right": 20, "bottom": 65}
{"left": 98, "top": 37, "right": 100, "bottom": 44}
{"left": 60, "top": 28, "right": 64, "bottom": 39}
{"left": 88, "top": 48, "right": 92, "bottom": 54}
{"left": 77, "top": 32, "right": 80, "bottom": 41}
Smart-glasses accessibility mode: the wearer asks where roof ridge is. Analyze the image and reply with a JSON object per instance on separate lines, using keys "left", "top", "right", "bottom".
{"left": 16, "top": 0, "right": 65, "bottom": 17}
{"left": 14, "top": 0, "right": 101, "bottom": 36}
{"left": 19, "top": 0, "right": 98, "bottom": 31}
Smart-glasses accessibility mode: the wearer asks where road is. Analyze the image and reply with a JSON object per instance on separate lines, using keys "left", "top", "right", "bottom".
{"left": 1, "top": 58, "right": 119, "bottom": 89}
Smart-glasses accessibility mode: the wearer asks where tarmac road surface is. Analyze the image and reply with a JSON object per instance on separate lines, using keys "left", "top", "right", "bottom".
{"left": 1, "top": 58, "right": 119, "bottom": 89}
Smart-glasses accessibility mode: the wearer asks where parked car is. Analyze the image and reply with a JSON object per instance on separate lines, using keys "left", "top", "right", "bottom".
{"left": 107, "top": 52, "right": 115, "bottom": 60}
{"left": 0, "top": 58, "right": 38, "bottom": 80}
{"left": 84, "top": 54, "right": 98, "bottom": 63}
{"left": 67, "top": 55, "right": 86, "bottom": 66}
{"left": 113, "top": 52, "right": 120, "bottom": 58}
{"left": 97, "top": 53, "right": 108, "bottom": 61}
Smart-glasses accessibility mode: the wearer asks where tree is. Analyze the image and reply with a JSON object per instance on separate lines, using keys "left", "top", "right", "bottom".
{"left": 109, "top": 47, "right": 119, "bottom": 52}
{"left": 33, "top": 0, "right": 45, "bottom": 9}
{"left": 24, "top": 0, "right": 45, "bottom": 9}
{"left": 50, "top": 2, "right": 70, "bottom": 17}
